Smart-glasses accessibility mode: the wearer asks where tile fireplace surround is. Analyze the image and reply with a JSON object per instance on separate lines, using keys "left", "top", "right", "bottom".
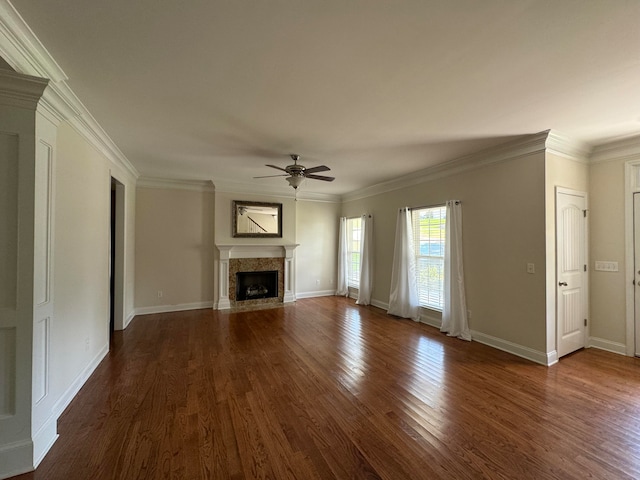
{"left": 216, "top": 244, "right": 298, "bottom": 310}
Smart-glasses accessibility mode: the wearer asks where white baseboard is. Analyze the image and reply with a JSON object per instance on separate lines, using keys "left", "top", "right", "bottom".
{"left": 419, "top": 312, "right": 441, "bottom": 329}
{"left": 2, "top": 344, "right": 110, "bottom": 479}
{"left": 588, "top": 336, "right": 627, "bottom": 355}
{"left": 370, "top": 298, "right": 389, "bottom": 311}
{"left": 124, "top": 310, "right": 135, "bottom": 329}
{"left": 134, "top": 301, "right": 214, "bottom": 316}
{"left": 32, "top": 414, "right": 58, "bottom": 468}
{"left": 52, "top": 344, "right": 109, "bottom": 420}
{"left": 354, "top": 299, "right": 555, "bottom": 366}
{"left": 296, "top": 290, "right": 336, "bottom": 299}
{"left": 0, "top": 439, "right": 34, "bottom": 480}
{"left": 471, "top": 330, "right": 554, "bottom": 366}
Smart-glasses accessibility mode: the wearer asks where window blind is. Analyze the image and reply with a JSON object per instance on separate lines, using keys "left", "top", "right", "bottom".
{"left": 346, "top": 217, "right": 362, "bottom": 288}
{"left": 411, "top": 206, "right": 446, "bottom": 310}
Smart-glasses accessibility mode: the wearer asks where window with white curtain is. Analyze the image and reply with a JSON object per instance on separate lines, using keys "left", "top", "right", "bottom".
{"left": 346, "top": 217, "right": 362, "bottom": 288}
{"left": 411, "top": 206, "right": 447, "bottom": 310}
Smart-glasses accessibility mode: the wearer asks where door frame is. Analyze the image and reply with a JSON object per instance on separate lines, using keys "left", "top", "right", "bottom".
{"left": 556, "top": 187, "right": 589, "bottom": 357}
{"left": 625, "top": 160, "right": 640, "bottom": 356}
{"left": 109, "top": 176, "right": 126, "bottom": 332}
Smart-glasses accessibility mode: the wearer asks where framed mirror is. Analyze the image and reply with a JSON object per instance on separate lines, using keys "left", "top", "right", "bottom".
{"left": 232, "top": 200, "right": 282, "bottom": 238}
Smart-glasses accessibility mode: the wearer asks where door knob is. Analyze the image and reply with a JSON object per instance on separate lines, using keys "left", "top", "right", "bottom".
{"left": 558, "top": 282, "right": 568, "bottom": 286}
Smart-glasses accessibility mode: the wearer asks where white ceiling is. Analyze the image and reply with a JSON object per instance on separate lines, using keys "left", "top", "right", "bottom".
{"left": 11, "top": 0, "right": 640, "bottom": 196}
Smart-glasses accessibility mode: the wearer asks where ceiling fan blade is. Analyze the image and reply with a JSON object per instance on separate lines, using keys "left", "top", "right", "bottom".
{"left": 306, "top": 174, "right": 335, "bottom": 182}
{"left": 304, "top": 165, "right": 330, "bottom": 174}
{"left": 265, "top": 164, "right": 288, "bottom": 172}
{"left": 253, "top": 174, "right": 288, "bottom": 178}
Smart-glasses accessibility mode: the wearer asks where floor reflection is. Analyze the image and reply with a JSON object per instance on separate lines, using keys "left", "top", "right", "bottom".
{"left": 336, "top": 306, "right": 366, "bottom": 392}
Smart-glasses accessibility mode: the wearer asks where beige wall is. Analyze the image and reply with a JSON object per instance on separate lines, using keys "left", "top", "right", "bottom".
{"left": 589, "top": 159, "right": 626, "bottom": 345}
{"left": 50, "top": 121, "right": 137, "bottom": 423}
{"left": 343, "top": 152, "right": 549, "bottom": 353}
{"left": 295, "top": 200, "right": 340, "bottom": 295}
{"left": 215, "top": 191, "right": 297, "bottom": 245}
{"left": 135, "top": 187, "right": 214, "bottom": 309}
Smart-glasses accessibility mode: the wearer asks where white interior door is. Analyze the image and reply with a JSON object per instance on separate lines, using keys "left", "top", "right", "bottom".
{"left": 633, "top": 193, "right": 640, "bottom": 356}
{"left": 556, "top": 189, "right": 587, "bottom": 358}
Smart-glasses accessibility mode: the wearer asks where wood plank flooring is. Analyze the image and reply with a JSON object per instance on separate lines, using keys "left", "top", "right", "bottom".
{"left": 12, "top": 297, "right": 640, "bottom": 479}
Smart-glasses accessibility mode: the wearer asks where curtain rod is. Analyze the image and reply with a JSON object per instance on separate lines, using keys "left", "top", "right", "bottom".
{"left": 408, "top": 202, "right": 447, "bottom": 211}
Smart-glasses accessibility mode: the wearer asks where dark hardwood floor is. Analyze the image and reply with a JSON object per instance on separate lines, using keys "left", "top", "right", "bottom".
{"left": 12, "top": 297, "right": 640, "bottom": 479}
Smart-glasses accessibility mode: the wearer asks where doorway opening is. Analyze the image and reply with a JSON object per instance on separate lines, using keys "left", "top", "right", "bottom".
{"left": 110, "top": 177, "right": 125, "bottom": 342}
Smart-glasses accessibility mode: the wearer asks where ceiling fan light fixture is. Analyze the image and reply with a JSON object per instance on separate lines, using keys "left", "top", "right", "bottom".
{"left": 287, "top": 175, "right": 305, "bottom": 189}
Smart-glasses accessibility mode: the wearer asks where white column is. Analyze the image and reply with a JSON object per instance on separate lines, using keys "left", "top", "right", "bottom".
{"left": 283, "top": 245, "right": 297, "bottom": 303}
{"left": 217, "top": 246, "right": 231, "bottom": 310}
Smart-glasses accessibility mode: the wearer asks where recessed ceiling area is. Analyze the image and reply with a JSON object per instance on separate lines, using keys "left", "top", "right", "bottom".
{"left": 10, "top": 0, "right": 640, "bottom": 195}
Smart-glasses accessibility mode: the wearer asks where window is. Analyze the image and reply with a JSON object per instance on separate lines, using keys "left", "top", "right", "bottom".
{"left": 411, "top": 206, "right": 446, "bottom": 310}
{"left": 346, "top": 217, "right": 362, "bottom": 288}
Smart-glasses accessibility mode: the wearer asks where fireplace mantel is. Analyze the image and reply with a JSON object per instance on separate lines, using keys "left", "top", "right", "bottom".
{"left": 216, "top": 244, "right": 298, "bottom": 260}
{"left": 215, "top": 244, "right": 298, "bottom": 310}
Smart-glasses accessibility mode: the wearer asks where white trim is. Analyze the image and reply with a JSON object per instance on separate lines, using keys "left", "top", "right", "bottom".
{"left": 0, "top": 1, "right": 66, "bottom": 81}
{"left": 588, "top": 337, "right": 627, "bottom": 355}
{"left": 471, "top": 330, "right": 557, "bottom": 366}
{"left": 592, "top": 135, "right": 640, "bottom": 164}
{"left": 124, "top": 310, "right": 135, "bottom": 329}
{"left": 545, "top": 130, "right": 592, "bottom": 163}
{"left": 137, "top": 177, "right": 215, "bottom": 193}
{"left": 296, "top": 290, "right": 336, "bottom": 299}
{"left": 134, "top": 301, "right": 214, "bottom": 316}
{"left": 51, "top": 344, "right": 108, "bottom": 419}
{"left": 419, "top": 312, "right": 441, "bottom": 329}
{"left": 0, "top": 439, "right": 33, "bottom": 480}
{"left": 625, "top": 160, "right": 640, "bottom": 356}
{"left": 214, "top": 179, "right": 340, "bottom": 203}
{"left": 0, "top": 1, "right": 139, "bottom": 180}
{"left": 370, "top": 298, "right": 389, "bottom": 311}
{"left": 354, "top": 299, "right": 556, "bottom": 365}
{"left": 342, "top": 131, "right": 552, "bottom": 202}
{"left": 32, "top": 416, "right": 57, "bottom": 468}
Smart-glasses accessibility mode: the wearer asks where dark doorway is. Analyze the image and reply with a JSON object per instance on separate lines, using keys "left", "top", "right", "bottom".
{"left": 110, "top": 177, "right": 125, "bottom": 342}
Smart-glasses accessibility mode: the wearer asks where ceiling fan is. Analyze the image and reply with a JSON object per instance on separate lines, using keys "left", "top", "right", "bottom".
{"left": 254, "top": 154, "right": 335, "bottom": 190}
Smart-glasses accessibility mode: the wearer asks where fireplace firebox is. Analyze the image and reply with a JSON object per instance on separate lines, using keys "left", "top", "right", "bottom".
{"left": 235, "top": 270, "right": 278, "bottom": 301}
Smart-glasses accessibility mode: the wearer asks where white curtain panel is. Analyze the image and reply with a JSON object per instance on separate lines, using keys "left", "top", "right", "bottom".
{"left": 356, "top": 214, "right": 373, "bottom": 305}
{"left": 336, "top": 216, "right": 349, "bottom": 296}
{"left": 388, "top": 208, "right": 420, "bottom": 321}
{"left": 441, "top": 200, "right": 471, "bottom": 340}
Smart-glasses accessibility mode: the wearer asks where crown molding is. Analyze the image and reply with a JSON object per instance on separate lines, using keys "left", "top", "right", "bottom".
{"left": 214, "top": 179, "right": 340, "bottom": 202}
{"left": 0, "top": 1, "right": 66, "bottom": 81}
{"left": 137, "top": 177, "right": 215, "bottom": 193}
{"left": 0, "top": 0, "right": 139, "bottom": 180}
{"left": 590, "top": 134, "right": 640, "bottom": 164}
{"left": 342, "top": 131, "right": 551, "bottom": 202}
{"left": 0, "top": 67, "right": 47, "bottom": 108}
{"left": 545, "top": 130, "right": 592, "bottom": 163}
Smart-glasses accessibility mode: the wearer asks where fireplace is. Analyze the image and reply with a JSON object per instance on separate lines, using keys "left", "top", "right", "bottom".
{"left": 215, "top": 244, "right": 298, "bottom": 310}
{"left": 236, "top": 270, "right": 278, "bottom": 301}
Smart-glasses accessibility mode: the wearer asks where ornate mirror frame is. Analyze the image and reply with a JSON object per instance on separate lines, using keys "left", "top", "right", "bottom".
{"left": 232, "top": 200, "right": 283, "bottom": 238}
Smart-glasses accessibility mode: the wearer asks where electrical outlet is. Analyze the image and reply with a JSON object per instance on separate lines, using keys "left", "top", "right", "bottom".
{"left": 158, "top": 290, "right": 163, "bottom": 298}
{"left": 316, "top": 279, "right": 320, "bottom": 286}
{"left": 527, "top": 263, "right": 535, "bottom": 274}
{"left": 467, "top": 310, "right": 472, "bottom": 319}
